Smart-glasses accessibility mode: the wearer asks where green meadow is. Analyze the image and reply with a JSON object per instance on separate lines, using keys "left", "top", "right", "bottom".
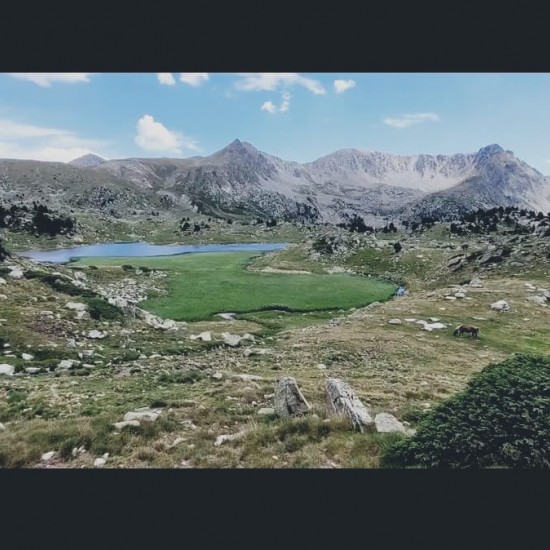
{"left": 75, "top": 252, "right": 396, "bottom": 322}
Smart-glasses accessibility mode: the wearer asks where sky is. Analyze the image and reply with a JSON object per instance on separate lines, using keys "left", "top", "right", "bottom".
{"left": 1, "top": 72, "right": 550, "bottom": 173}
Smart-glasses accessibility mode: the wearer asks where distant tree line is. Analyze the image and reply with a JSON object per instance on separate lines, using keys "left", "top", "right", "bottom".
{"left": 405, "top": 206, "right": 550, "bottom": 237}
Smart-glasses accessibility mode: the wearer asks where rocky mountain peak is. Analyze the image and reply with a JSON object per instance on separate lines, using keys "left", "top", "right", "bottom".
{"left": 68, "top": 153, "right": 106, "bottom": 168}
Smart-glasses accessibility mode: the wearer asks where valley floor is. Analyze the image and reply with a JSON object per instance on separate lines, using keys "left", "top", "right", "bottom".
{"left": 1, "top": 225, "right": 549, "bottom": 468}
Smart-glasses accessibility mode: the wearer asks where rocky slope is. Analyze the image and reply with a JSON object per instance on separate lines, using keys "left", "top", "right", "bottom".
{"left": 2, "top": 141, "right": 549, "bottom": 223}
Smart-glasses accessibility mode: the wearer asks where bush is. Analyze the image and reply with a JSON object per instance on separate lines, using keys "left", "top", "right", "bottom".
{"left": 121, "top": 264, "right": 134, "bottom": 271}
{"left": 0, "top": 239, "right": 9, "bottom": 262}
{"left": 86, "top": 297, "right": 123, "bottom": 321}
{"left": 382, "top": 354, "right": 550, "bottom": 468}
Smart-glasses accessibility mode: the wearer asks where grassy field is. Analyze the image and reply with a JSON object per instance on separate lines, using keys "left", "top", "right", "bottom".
{"left": 74, "top": 252, "right": 397, "bottom": 321}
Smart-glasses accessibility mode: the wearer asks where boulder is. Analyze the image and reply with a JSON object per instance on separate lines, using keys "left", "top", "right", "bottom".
{"left": 217, "top": 313, "right": 236, "bottom": 321}
{"left": 113, "top": 420, "right": 141, "bottom": 430}
{"left": 190, "top": 331, "right": 211, "bottom": 342}
{"left": 7, "top": 268, "right": 23, "bottom": 279}
{"left": 65, "top": 302, "right": 87, "bottom": 311}
{"left": 25, "top": 367, "right": 41, "bottom": 375}
{"left": 41, "top": 451, "right": 56, "bottom": 462}
{"left": 87, "top": 330, "right": 106, "bottom": 339}
{"left": 214, "top": 431, "right": 246, "bottom": 446}
{"left": 222, "top": 333, "right": 243, "bottom": 347}
{"left": 0, "top": 364, "right": 15, "bottom": 376}
{"left": 0, "top": 278, "right": 6, "bottom": 285}
{"left": 274, "top": 377, "right": 311, "bottom": 418}
{"left": 0, "top": 422, "right": 5, "bottom": 431}
{"left": 57, "top": 359, "right": 80, "bottom": 370}
{"left": 527, "top": 295, "right": 547, "bottom": 306}
{"left": 123, "top": 410, "right": 160, "bottom": 422}
{"left": 325, "top": 378, "right": 373, "bottom": 432}
{"left": 258, "top": 408, "right": 275, "bottom": 415}
{"left": 491, "top": 300, "right": 510, "bottom": 312}
{"left": 469, "top": 277, "right": 483, "bottom": 288}
{"left": 0, "top": 294, "right": 7, "bottom": 300}
{"left": 387, "top": 319, "right": 402, "bottom": 325}
{"left": 454, "top": 292, "right": 466, "bottom": 299}
{"left": 374, "top": 412, "right": 411, "bottom": 435}
{"left": 212, "top": 372, "right": 223, "bottom": 380}
{"left": 21, "top": 353, "right": 34, "bottom": 361}
{"left": 94, "top": 458, "right": 106, "bottom": 467}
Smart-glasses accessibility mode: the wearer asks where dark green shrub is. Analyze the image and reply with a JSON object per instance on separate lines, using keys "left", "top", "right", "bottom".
{"left": 382, "top": 354, "right": 550, "bottom": 468}
{"left": 121, "top": 264, "right": 134, "bottom": 271}
{"left": 86, "top": 297, "right": 123, "bottom": 321}
{"left": 0, "top": 239, "right": 9, "bottom": 262}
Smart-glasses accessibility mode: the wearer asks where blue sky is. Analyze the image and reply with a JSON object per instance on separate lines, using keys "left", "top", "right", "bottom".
{"left": 1, "top": 72, "right": 549, "bottom": 173}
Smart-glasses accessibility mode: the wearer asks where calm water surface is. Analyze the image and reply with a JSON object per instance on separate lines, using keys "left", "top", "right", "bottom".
{"left": 18, "top": 242, "right": 289, "bottom": 264}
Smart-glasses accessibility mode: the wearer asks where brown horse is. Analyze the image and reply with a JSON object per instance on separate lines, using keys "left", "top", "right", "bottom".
{"left": 453, "top": 324, "right": 480, "bottom": 338}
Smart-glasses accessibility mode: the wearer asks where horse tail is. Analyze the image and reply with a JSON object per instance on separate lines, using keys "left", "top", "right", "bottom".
{"left": 453, "top": 327, "right": 461, "bottom": 337}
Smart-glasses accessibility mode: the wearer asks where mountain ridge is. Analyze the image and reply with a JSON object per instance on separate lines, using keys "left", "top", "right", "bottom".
{"left": 1, "top": 140, "right": 548, "bottom": 222}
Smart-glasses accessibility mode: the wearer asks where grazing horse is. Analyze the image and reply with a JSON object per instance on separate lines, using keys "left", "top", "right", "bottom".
{"left": 453, "top": 324, "right": 480, "bottom": 338}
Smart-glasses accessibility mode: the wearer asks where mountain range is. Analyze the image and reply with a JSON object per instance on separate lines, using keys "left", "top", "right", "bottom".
{"left": 2, "top": 140, "right": 549, "bottom": 222}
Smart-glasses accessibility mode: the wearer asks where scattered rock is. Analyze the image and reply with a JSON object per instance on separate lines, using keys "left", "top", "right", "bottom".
{"left": 87, "top": 330, "right": 106, "bottom": 339}
{"left": 214, "top": 431, "right": 246, "bottom": 446}
{"left": 527, "top": 295, "right": 547, "bottom": 306}
{"left": 7, "top": 268, "right": 23, "bottom": 279}
{"left": 469, "top": 277, "right": 484, "bottom": 288}
{"left": 25, "top": 367, "right": 41, "bottom": 375}
{"left": 0, "top": 278, "right": 6, "bottom": 285}
{"left": 65, "top": 302, "right": 87, "bottom": 311}
{"left": 233, "top": 373, "right": 264, "bottom": 381}
{"left": 387, "top": 319, "right": 402, "bottom": 325}
{"left": 94, "top": 458, "right": 106, "bottom": 467}
{"left": 374, "top": 412, "right": 411, "bottom": 435}
{"left": 217, "top": 313, "right": 236, "bottom": 321}
{"left": 222, "top": 333, "right": 243, "bottom": 347}
{"left": 427, "top": 317, "right": 440, "bottom": 322}
{"left": 113, "top": 420, "right": 141, "bottom": 430}
{"left": 41, "top": 451, "right": 56, "bottom": 462}
{"left": 258, "top": 408, "right": 275, "bottom": 415}
{"left": 274, "top": 376, "right": 311, "bottom": 418}
{"left": 57, "top": 359, "right": 80, "bottom": 370}
{"left": 454, "top": 292, "right": 466, "bottom": 299}
{"left": 325, "top": 378, "right": 373, "bottom": 432}
{"left": 0, "top": 294, "right": 7, "bottom": 300}
{"left": 445, "top": 296, "right": 457, "bottom": 301}
{"left": 0, "top": 364, "right": 15, "bottom": 376}
{"left": 316, "top": 363, "right": 327, "bottom": 370}
{"left": 524, "top": 283, "right": 537, "bottom": 290}
{"left": 190, "top": 331, "right": 212, "bottom": 342}
{"left": 123, "top": 410, "right": 160, "bottom": 422}
{"left": 212, "top": 372, "right": 223, "bottom": 380}
{"left": 491, "top": 300, "right": 510, "bottom": 312}
{"left": 21, "top": 353, "right": 34, "bottom": 361}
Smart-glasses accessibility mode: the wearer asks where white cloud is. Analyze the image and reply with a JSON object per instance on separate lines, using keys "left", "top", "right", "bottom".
{"left": 0, "top": 118, "right": 109, "bottom": 162}
{"left": 261, "top": 101, "right": 277, "bottom": 114}
{"left": 383, "top": 112, "right": 440, "bottom": 128}
{"left": 235, "top": 73, "right": 326, "bottom": 95}
{"left": 134, "top": 114, "right": 200, "bottom": 155}
{"left": 179, "top": 73, "right": 209, "bottom": 86}
{"left": 157, "top": 73, "right": 176, "bottom": 85}
{"left": 260, "top": 92, "right": 291, "bottom": 114}
{"left": 279, "top": 92, "right": 291, "bottom": 112}
{"left": 8, "top": 73, "right": 92, "bottom": 87}
{"left": 334, "top": 79, "right": 356, "bottom": 93}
